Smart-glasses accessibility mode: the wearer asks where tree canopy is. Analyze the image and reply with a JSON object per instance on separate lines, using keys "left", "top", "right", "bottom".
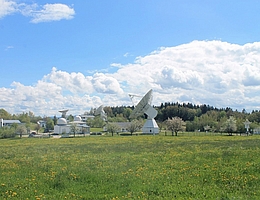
{"left": 165, "top": 117, "right": 186, "bottom": 136}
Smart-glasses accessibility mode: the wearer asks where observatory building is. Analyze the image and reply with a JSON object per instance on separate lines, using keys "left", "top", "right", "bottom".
{"left": 130, "top": 89, "right": 159, "bottom": 134}
{"left": 53, "top": 110, "right": 90, "bottom": 135}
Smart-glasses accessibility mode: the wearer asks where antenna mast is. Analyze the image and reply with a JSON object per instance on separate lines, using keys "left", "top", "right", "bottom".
{"left": 128, "top": 94, "right": 142, "bottom": 106}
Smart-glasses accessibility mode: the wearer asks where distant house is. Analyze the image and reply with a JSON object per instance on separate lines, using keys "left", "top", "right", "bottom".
{"left": 253, "top": 127, "right": 260, "bottom": 134}
{"left": 37, "top": 120, "right": 46, "bottom": 128}
{"left": 115, "top": 122, "right": 131, "bottom": 132}
{"left": 0, "top": 119, "right": 21, "bottom": 128}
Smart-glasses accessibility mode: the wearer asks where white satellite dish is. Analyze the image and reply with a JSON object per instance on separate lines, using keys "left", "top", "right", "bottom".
{"left": 128, "top": 93, "right": 142, "bottom": 106}
{"left": 59, "top": 109, "right": 69, "bottom": 118}
{"left": 130, "top": 89, "right": 159, "bottom": 134}
{"left": 94, "top": 105, "right": 107, "bottom": 121}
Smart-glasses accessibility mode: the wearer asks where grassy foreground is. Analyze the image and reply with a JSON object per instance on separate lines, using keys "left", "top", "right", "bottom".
{"left": 1, "top": 135, "right": 260, "bottom": 199}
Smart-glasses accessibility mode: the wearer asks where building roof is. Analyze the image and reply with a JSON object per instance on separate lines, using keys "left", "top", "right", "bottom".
{"left": 3, "top": 120, "right": 21, "bottom": 124}
{"left": 74, "top": 115, "right": 82, "bottom": 122}
{"left": 143, "top": 119, "right": 159, "bottom": 128}
{"left": 115, "top": 122, "right": 131, "bottom": 128}
{"left": 57, "top": 118, "right": 67, "bottom": 125}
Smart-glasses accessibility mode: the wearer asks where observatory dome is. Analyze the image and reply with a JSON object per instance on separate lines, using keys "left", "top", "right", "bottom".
{"left": 57, "top": 118, "right": 67, "bottom": 125}
{"left": 74, "top": 115, "right": 82, "bottom": 122}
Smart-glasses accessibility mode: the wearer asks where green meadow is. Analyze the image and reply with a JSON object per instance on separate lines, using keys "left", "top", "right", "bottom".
{"left": 1, "top": 135, "right": 260, "bottom": 199}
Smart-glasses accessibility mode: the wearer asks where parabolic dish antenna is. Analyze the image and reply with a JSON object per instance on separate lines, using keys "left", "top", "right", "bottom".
{"left": 130, "top": 89, "right": 159, "bottom": 134}
{"left": 94, "top": 105, "right": 107, "bottom": 121}
{"left": 59, "top": 109, "right": 69, "bottom": 118}
{"left": 128, "top": 93, "right": 142, "bottom": 106}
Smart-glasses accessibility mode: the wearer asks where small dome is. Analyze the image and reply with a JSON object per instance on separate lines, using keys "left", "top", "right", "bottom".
{"left": 74, "top": 115, "right": 82, "bottom": 122}
{"left": 57, "top": 118, "right": 67, "bottom": 125}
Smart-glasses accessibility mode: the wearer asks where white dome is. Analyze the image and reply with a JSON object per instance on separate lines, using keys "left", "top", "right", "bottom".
{"left": 74, "top": 115, "right": 82, "bottom": 122}
{"left": 57, "top": 118, "right": 67, "bottom": 125}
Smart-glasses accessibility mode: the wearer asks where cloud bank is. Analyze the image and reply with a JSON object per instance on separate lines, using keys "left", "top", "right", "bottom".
{"left": 1, "top": 40, "right": 260, "bottom": 116}
{"left": 0, "top": 0, "right": 75, "bottom": 23}
{"left": 0, "top": 0, "right": 17, "bottom": 18}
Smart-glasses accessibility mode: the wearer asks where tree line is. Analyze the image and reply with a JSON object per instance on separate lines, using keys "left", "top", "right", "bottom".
{"left": 1, "top": 101, "right": 260, "bottom": 135}
{"left": 105, "top": 102, "right": 259, "bottom": 133}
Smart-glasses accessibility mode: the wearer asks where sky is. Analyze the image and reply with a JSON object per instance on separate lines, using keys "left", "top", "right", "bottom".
{"left": 1, "top": 0, "right": 260, "bottom": 117}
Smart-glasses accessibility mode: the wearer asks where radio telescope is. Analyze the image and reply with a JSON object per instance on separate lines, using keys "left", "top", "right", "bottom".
{"left": 94, "top": 105, "right": 107, "bottom": 121}
{"left": 129, "top": 89, "right": 159, "bottom": 134}
{"left": 59, "top": 109, "right": 69, "bottom": 118}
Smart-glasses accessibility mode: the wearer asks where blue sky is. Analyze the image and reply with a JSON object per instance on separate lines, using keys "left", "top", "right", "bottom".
{"left": 1, "top": 0, "right": 260, "bottom": 116}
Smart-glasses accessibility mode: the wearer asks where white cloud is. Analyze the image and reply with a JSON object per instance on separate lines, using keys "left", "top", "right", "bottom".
{"left": 0, "top": 0, "right": 75, "bottom": 23}
{"left": 0, "top": 67, "right": 125, "bottom": 116}
{"left": 92, "top": 73, "right": 124, "bottom": 94}
{"left": 5, "top": 45, "right": 14, "bottom": 51}
{"left": 113, "top": 40, "right": 260, "bottom": 111}
{"left": 156, "top": 66, "right": 204, "bottom": 90}
{"left": 123, "top": 52, "right": 131, "bottom": 57}
{"left": 43, "top": 67, "right": 94, "bottom": 94}
{"left": 1, "top": 40, "right": 260, "bottom": 116}
{"left": 0, "top": 0, "right": 17, "bottom": 18}
{"left": 25, "top": 3, "right": 75, "bottom": 23}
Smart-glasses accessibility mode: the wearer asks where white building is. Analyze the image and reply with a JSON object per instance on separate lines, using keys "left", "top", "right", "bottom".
{"left": 115, "top": 122, "right": 131, "bottom": 132}
{"left": 53, "top": 116, "right": 90, "bottom": 135}
{"left": 0, "top": 119, "right": 21, "bottom": 128}
{"left": 37, "top": 120, "right": 46, "bottom": 128}
{"left": 80, "top": 113, "right": 95, "bottom": 122}
{"left": 142, "top": 118, "right": 159, "bottom": 134}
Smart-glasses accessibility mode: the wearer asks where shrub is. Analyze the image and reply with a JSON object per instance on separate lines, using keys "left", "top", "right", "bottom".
{"left": 0, "top": 127, "right": 16, "bottom": 139}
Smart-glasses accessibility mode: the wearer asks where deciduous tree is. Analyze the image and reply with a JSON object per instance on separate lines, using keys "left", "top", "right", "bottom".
{"left": 0, "top": 109, "right": 12, "bottom": 119}
{"left": 35, "top": 123, "right": 41, "bottom": 134}
{"left": 70, "top": 123, "right": 79, "bottom": 137}
{"left": 107, "top": 123, "right": 120, "bottom": 136}
{"left": 88, "top": 116, "right": 106, "bottom": 128}
{"left": 223, "top": 116, "right": 237, "bottom": 136}
{"left": 16, "top": 125, "right": 27, "bottom": 138}
{"left": 46, "top": 118, "right": 54, "bottom": 132}
{"left": 165, "top": 117, "right": 185, "bottom": 136}
{"left": 127, "top": 120, "right": 142, "bottom": 135}
{"left": 204, "top": 125, "right": 211, "bottom": 132}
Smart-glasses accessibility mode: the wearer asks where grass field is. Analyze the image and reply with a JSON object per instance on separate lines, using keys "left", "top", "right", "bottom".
{"left": 1, "top": 134, "right": 260, "bottom": 199}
